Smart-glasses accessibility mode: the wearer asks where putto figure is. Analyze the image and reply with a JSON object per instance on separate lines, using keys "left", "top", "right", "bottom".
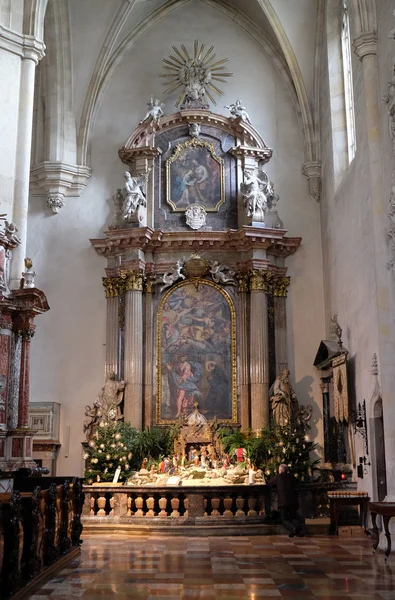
{"left": 224, "top": 99, "right": 252, "bottom": 124}
{"left": 140, "top": 96, "right": 164, "bottom": 126}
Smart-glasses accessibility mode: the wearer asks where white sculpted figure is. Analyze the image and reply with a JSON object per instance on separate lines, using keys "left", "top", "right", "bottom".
{"left": 162, "top": 259, "right": 186, "bottom": 291}
{"left": 3, "top": 221, "right": 21, "bottom": 245}
{"left": 225, "top": 99, "right": 252, "bottom": 124}
{"left": 270, "top": 368, "right": 298, "bottom": 427}
{"left": 240, "top": 169, "right": 272, "bottom": 221}
{"left": 209, "top": 261, "right": 235, "bottom": 285}
{"left": 140, "top": 97, "right": 164, "bottom": 126}
{"left": 98, "top": 371, "right": 126, "bottom": 422}
{"left": 122, "top": 171, "right": 148, "bottom": 222}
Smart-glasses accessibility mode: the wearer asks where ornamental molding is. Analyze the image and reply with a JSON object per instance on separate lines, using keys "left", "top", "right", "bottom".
{"left": 91, "top": 226, "right": 301, "bottom": 258}
{"left": 0, "top": 26, "right": 45, "bottom": 63}
{"left": 353, "top": 31, "right": 378, "bottom": 60}
{"left": 30, "top": 161, "right": 92, "bottom": 213}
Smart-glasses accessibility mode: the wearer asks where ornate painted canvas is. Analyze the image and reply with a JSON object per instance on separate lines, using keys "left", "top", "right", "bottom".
{"left": 157, "top": 280, "right": 236, "bottom": 424}
{"left": 166, "top": 139, "right": 224, "bottom": 212}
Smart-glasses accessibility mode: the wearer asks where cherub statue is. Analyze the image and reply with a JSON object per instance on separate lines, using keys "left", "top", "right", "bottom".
{"left": 83, "top": 398, "right": 103, "bottom": 441}
{"left": 3, "top": 221, "right": 21, "bottom": 245}
{"left": 209, "top": 261, "right": 235, "bottom": 285}
{"left": 224, "top": 99, "right": 252, "bottom": 124}
{"left": 162, "top": 259, "right": 186, "bottom": 291}
{"left": 122, "top": 171, "right": 149, "bottom": 221}
{"left": 240, "top": 169, "right": 272, "bottom": 220}
{"left": 270, "top": 368, "right": 298, "bottom": 427}
{"left": 140, "top": 97, "right": 164, "bottom": 126}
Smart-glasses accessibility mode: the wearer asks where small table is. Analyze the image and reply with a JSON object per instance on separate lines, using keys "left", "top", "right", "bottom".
{"left": 329, "top": 495, "right": 369, "bottom": 534}
{"left": 370, "top": 501, "right": 395, "bottom": 563}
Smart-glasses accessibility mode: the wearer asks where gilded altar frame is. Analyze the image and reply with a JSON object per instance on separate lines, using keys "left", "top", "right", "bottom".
{"left": 166, "top": 138, "right": 225, "bottom": 212}
{"left": 156, "top": 279, "right": 237, "bottom": 425}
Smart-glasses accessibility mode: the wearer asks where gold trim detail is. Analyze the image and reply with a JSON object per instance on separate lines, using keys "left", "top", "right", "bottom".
{"left": 156, "top": 279, "right": 238, "bottom": 425}
{"left": 120, "top": 270, "right": 144, "bottom": 292}
{"left": 236, "top": 273, "right": 249, "bottom": 293}
{"left": 273, "top": 276, "right": 290, "bottom": 297}
{"left": 166, "top": 138, "right": 225, "bottom": 212}
{"left": 144, "top": 272, "right": 156, "bottom": 294}
{"left": 102, "top": 277, "right": 123, "bottom": 298}
{"left": 249, "top": 269, "right": 273, "bottom": 292}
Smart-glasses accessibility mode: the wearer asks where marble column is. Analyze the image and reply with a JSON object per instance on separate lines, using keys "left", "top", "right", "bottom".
{"left": 273, "top": 276, "right": 290, "bottom": 376}
{"left": 320, "top": 379, "right": 331, "bottom": 464}
{"left": 236, "top": 274, "right": 250, "bottom": 430}
{"left": 102, "top": 277, "right": 121, "bottom": 376}
{"left": 249, "top": 270, "right": 271, "bottom": 431}
{"left": 123, "top": 271, "right": 144, "bottom": 428}
{"left": 17, "top": 325, "right": 35, "bottom": 428}
{"left": 143, "top": 274, "right": 156, "bottom": 428}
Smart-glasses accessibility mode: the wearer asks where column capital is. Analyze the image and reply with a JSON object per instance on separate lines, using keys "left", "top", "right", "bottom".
{"left": 102, "top": 276, "right": 124, "bottom": 298}
{"left": 120, "top": 269, "right": 144, "bottom": 292}
{"left": 236, "top": 272, "right": 249, "bottom": 293}
{"left": 353, "top": 32, "right": 377, "bottom": 60}
{"left": 0, "top": 26, "right": 45, "bottom": 63}
{"left": 249, "top": 269, "right": 272, "bottom": 292}
{"left": 144, "top": 272, "right": 156, "bottom": 293}
{"left": 273, "top": 276, "right": 290, "bottom": 298}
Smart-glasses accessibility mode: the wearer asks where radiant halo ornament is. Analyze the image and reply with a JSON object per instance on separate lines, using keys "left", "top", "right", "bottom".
{"left": 160, "top": 40, "right": 233, "bottom": 110}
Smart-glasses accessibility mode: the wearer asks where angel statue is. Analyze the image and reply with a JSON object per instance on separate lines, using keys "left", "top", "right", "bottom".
{"left": 83, "top": 398, "right": 103, "bottom": 442}
{"left": 140, "top": 97, "right": 164, "bottom": 126}
{"left": 209, "top": 261, "right": 235, "bottom": 285}
{"left": 162, "top": 259, "right": 186, "bottom": 291}
{"left": 122, "top": 170, "right": 149, "bottom": 223}
{"left": 224, "top": 99, "right": 252, "bottom": 124}
{"left": 270, "top": 368, "right": 299, "bottom": 427}
{"left": 240, "top": 169, "right": 273, "bottom": 223}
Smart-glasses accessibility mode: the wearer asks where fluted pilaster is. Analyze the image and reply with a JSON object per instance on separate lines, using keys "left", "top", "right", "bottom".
{"left": 273, "top": 276, "right": 290, "bottom": 375}
{"left": 123, "top": 271, "right": 144, "bottom": 427}
{"left": 236, "top": 273, "right": 249, "bottom": 430}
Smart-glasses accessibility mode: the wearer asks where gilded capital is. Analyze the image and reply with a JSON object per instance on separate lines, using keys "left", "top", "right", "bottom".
{"left": 236, "top": 273, "right": 249, "bottom": 293}
{"left": 102, "top": 277, "right": 123, "bottom": 298}
{"left": 249, "top": 269, "right": 272, "bottom": 292}
{"left": 144, "top": 272, "right": 157, "bottom": 294}
{"left": 273, "top": 276, "right": 290, "bottom": 297}
{"left": 120, "top": 269, "right": 144, "bottom": 292}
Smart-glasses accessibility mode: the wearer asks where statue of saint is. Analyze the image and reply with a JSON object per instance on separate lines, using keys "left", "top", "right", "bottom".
{"left": 122, "top": 171, "right": 148, "bottom": 222}
{"left": 270, "top": 368, "right": 298, "bottom": 427}
{"left": 99, "top": 371, "right": 126, "bottom": 422}
{"left": 224, "top": 99, "right": 252, "bottom": 124}
{"left": 240, "top": 169, "right": 273, "bottom": 221}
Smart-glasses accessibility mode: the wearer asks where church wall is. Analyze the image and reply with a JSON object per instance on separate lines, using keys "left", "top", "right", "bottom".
{"left": 319, "top": 0, "right": 395, "bottom": 498}
{"left": 28, "top": 1, "right": 325, "bottom": 476}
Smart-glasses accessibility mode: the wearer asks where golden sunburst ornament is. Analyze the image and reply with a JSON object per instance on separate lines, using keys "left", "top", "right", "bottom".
{"left": 160, "top": 40, "right": 233, "bottom": 110}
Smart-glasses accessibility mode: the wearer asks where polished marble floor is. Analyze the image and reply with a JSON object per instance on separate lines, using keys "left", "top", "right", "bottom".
{"left": 28, "top": 534, "right": 394, "bottom": 599}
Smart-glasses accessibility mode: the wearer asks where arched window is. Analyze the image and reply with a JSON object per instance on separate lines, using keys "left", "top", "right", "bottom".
{"left": 341, "top": 0, "right": 356, "bottom": 163}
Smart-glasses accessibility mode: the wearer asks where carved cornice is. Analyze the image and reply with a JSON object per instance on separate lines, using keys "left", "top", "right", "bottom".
{"left": 273, "top": 276, "right": 290, "bottom": 297}
{"left": 249, "top": 269, "right": 273, "bottom": 292}
{"left": 353, "top": 32, "right": 378, "bottom": 59}
{"left": 118, "top": 146, "right": 162, "bottom": 165}
{"left": 91, "top": 226, "right": 301, "bottom": 258}
{"left": 30, "top": 161, "right": 92, "bottom": 213}
{"left": 0, "top": 26, "right": 45, "bottom": 63}
{"left": 229, "top": 145, "right": 272, "bottom": 164}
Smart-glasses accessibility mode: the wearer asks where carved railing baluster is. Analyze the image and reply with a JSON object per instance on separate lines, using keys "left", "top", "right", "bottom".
{"left": 44, "top": 483, "right": 58, "bottom": 565}
{"left": 60, "top": 481, "right": 71, "bottom": 554}
{"left": 71, "top": 479, "right": 84, "bottom": 546}
{"left": 3, "top": 491, "right": 24, "bottom": 595}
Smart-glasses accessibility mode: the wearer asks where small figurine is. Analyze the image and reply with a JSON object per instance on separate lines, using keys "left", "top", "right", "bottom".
{"left": 224, "top": 99, "right": 252, "bottom": 124}
{"left": 164, "top": 457, "right": 170, "bottom": 472}
{"left": 141, "top": 457, "right": 148, "bottom": 470}
{"left": 181, "top": 453, "right": 186, "bottom": 468}
{"left": 158, "top": 458, "right": 165, "bottom": 473}
{"left": 172, "top": 454, "right": 178, "bottom": 469}
{"left": 140, "top": 96, "right": 164, "bottom": 126}
{"left": 194, "top": 453, "right": 200, "bottom": 467}
{"left": 248, "top": 464, "right": 256, "bottom": 485}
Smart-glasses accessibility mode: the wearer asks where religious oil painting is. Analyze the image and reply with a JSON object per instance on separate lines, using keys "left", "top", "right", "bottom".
{"left": 166, "top": 139, "right": 225, "bottom": 212}
{"left": 157, "top": 280, "right": 236, "bottom": 424}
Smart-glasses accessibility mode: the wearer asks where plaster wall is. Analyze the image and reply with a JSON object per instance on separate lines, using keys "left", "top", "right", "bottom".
{"left": 319, "top": 0, "right": 395, "bottom": 499}
{"left": 28, "top": 1, "right": 325, "bottom": 476}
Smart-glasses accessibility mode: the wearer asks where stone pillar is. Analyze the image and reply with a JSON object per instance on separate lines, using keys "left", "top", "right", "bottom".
{"left": 320, "top": 379, "right": 331, "bottom": 464}
{"left": 236, "top": 274, "right": 249, "bottom": 430}
{"left": 273, "top": 276, "right": 290, "bottom": 375}
{"left": 249, "top": 270, "right": 271, "bottom": 431}
{"left": 143, "top": 274, "right": 156, "bottom": 428}
{"left": 0, "top": 314, "right": 13, "bottom": 431}
{"left": 354, "top": 31, "right": 395, "bottom": 497}
{"left": 102, "top": 277, "right": 121, "bottom": 376}
{"left": 123, "top": 270, "right": 144, "bottom": 428}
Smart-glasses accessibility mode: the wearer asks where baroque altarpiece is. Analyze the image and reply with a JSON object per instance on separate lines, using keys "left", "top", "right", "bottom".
{"left": 91, "top": 107, "right": 301, "bottom": 434}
